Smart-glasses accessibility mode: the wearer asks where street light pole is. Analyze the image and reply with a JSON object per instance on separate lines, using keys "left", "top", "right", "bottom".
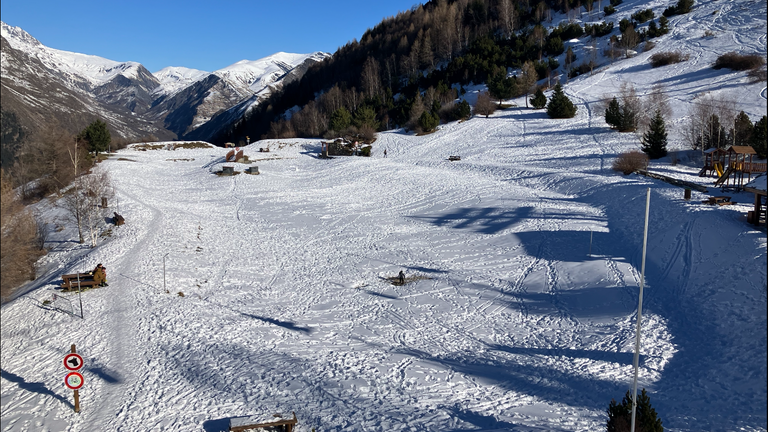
{"left": 630, "top": 187, "right": 651, "bottom": 431}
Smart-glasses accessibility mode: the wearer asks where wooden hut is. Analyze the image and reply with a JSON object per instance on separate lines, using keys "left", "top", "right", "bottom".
{"left": 744, "top": 174, "right": 767, "bottom": 227}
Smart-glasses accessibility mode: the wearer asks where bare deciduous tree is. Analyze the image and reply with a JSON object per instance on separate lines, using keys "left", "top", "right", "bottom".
{"left": 473, "top": 91, "right": 496, "bottom": 118}
{"left": 639, "top": 84, "right": 672, "bottom": 134}
{"left": 1, "top": 171, "right": 40, "bottom": 299}
{"left": 361, "top": 57, "right": 382, "bottom": 99}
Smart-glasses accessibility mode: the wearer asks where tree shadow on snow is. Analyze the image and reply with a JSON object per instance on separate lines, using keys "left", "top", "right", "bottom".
{"left": 201, "top": 417, "right": 230, "bottom": 432}
{"left": 409, "top": 206, "right": 601, "bottom": 235}
{"left": 393, "top": 347, "right": 630, "bottom": 412}
{"left": 0, "top": 368, "right": 73, "bottom": 409}
{"left": 239, "top": 313, "right": 313, "bottom": 334}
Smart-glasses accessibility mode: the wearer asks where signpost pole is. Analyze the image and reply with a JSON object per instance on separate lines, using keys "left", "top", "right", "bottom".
{"left": 163, "top": 253, "right": 169, "bottom": 293}
{"left": 76, "top": 274, "right": 83, "bottom": 319}
{"left": 71, "top": 344, "right": 80, "bottom": 413}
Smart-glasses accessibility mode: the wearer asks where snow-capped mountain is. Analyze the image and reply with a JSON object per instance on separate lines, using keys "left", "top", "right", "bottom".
{"left": 0, "top": 21, "right": 329, "bottom": 142}
{"left": 148, "top": 51, "right": 329, "bottom": 137}
{"left": 151, "top": 66, "right": 210, "bottom": 98}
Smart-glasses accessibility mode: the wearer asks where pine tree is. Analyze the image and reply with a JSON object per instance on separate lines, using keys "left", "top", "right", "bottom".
{"left": 530, "top": 88, "right": 547, "bottom": 109}
{"left": 605, "top": 96, "right": 623, "bottom": 128}
{"left": 78, "top": 119, "right": 111, "bottom": 155}
{"left": 751, "top": 115, "right": 767, "bottom": 159}
{"left": 329, "top": 107, "right": 352, "bottom": 132}
{"left": 733, "top": 111, "right": 753, "bottom": 146}
{"left": 418, "top": 111, "right": 439, "bottom": 132}
{"left": 619, "top": 103, "right": 637, "bottom": 132}
{"left": 456, "top": 100, "right": 472, "bottom": 120}
{"left": 642, "top": 110, "right": 668, "bottom": 159}
{"left": 546, "top": 84, "right": 577, "bottom": 118}
{"left": 487, "top": 72, "right": 516, "bottom": 105}
{"left": 607, "top": 388, "right": 664, "bottom": 432}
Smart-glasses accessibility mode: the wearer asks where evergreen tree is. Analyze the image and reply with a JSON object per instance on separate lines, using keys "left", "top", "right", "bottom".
{"left": 658, "top": 16, "right": 670, "bottom": 34}
{"left": 546, "top": 84, "right": 577, "bottom": 119}
{"left": 642, "top": 110, "right": 668, "bottom": 159}
{"left": 329, "top": 107, "right": 351, "bottom": 132}
{"left": 78, "top": 119, "right": 111, "bottom": 155}
{"left": 456, "top": 100, "right": 472, "bottom": 120}
{"left": 698, "top": 113, "right": 728, "bottom": 149}
{"left": 733, "top": 111, "right": 753, "bottom": 146}
{"left": 607, "top": 388, "right": 664, "bottom": 432}
{"left": 418, "top": 111, "right": 439, "bottom": 132}
{"left": 530, "top": 88, "right": 547, "bottom": 109}
{"left": 751, "top": 115, "right": 767, "bottom": 158}
{"left": 605, "top": 97, "right": 623, "bottom": 128}
{"left": 619, "top": 103, "right": 637, "bottom": 132}
{"left": 487, "top": 72, "right": 516, "bottom": 105}
{"left": 353, "top": 105, "right": 379, "bottom": 130}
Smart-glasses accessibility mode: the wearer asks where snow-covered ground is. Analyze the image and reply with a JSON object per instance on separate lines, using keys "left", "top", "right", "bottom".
{"left": 2, "top": 0, "right": 766, "bottom": 430}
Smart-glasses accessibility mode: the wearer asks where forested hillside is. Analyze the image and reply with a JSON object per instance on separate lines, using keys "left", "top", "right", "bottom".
{"left": 214, "top": 0, "right": 693, "bottom": 144}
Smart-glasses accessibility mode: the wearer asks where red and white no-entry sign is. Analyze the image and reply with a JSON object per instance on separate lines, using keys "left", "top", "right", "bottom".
{"left": 64, "top": 353, "right": 84, "bottom": 371}
{"left": 65, "top": 372, "right": 84, "bottom": 390}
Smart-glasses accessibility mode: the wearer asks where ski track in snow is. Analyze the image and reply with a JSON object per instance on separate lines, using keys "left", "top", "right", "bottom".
{"left": 2, "top": 1, "right": 767, "bottom": 431}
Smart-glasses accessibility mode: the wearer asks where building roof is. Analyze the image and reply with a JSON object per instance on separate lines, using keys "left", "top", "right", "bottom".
{"left": 727, "top": 145, "right": 757, "bottom": 155}
{"left": 704, "top": 147, "right": 727, "bottom": 154}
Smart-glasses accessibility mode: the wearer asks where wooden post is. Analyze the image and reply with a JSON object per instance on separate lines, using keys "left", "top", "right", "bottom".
{"left": 71, "top": 344, "right": 80, "bottom": 413}
{"left": 101, "top": 197, "right": 108, "bottom": 208}
{"left": 684, "top": 188, "right": 691, "bottom": 200}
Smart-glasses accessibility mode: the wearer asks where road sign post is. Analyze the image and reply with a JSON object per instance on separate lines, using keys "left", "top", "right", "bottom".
{"left": 65, "top": 344, "right": 84, "bottom": 413}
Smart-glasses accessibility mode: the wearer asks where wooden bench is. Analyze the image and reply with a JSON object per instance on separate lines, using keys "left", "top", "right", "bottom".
{"left": 703, "top": 196, "right": 736, "bottom": 206}
{"left": 229, "top": 412, "right": 296, "bottom": 432}
{"left": 61, "top": 273, "right": 99, "bottom": 291}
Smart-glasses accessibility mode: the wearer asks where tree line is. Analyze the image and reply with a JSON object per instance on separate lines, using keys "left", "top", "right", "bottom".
{"left": 1, "top": 118, "right": 121, "bottom": 300}
{"left": 215, "top": 0, "right": 678, "bottom": 144}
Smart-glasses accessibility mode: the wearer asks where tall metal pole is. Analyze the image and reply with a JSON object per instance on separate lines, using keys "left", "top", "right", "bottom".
{"left": 631, "top": 187, "right": 651, "bottom": 431}
{"left": 76, "top": 274, "right": 84, "bottom": 319}
{"left": 163, "top": 253, "right": 169, "bottom": 293}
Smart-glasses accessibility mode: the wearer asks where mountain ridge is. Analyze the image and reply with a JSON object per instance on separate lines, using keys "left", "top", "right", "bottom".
{"left": 0, "top": 21, "right": 329, "bottom": 145}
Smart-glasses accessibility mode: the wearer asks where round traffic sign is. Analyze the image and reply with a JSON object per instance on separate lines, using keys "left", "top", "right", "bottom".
{"left": 65, "top": 372, "right": 84, "bottom": 390}
{"left": 63, "top": 353, "right": 84, "bottom": 371}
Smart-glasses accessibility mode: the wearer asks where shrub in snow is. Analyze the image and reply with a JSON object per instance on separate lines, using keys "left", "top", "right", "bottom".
{"left": 607, "top": 388, "right": 664, "bottom": 432}
{"left": 649, "top": 51, "right": 690, "bottom": 68}
{"left": 612, "top": 151, "right": 648, "bottom": 175}
{"left": 713, "top": 52, "right": 766, "bottom": 71}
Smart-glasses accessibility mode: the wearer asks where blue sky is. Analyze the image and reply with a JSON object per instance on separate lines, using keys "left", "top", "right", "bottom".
{"left": 1, "top": 0, "right": 423, "bottom": 73}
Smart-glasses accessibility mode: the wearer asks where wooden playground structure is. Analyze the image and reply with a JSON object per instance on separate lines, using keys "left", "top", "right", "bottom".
{"left": 700, "top": 146, "right": 766, "bottom": 191}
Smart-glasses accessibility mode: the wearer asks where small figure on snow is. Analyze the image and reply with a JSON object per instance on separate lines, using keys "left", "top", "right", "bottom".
{"left": 398, "top": 270, "right": 405, "bottom": 285}
{"left": 92, "top": 263, "right": 108, "bottom": 287}
{"left": 384, "top": 149, "right": 388, "bottom": 158}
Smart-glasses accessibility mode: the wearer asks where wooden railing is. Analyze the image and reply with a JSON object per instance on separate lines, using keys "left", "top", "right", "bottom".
{"left": 729, "top": 162, "right": 767, "bottom": 173}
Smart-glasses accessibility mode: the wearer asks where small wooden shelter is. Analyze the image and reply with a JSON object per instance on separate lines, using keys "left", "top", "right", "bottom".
{"left": 744, "top": 174, "right": 767, "bottom": 227}
{"left": 229, "top": 412, "right": 297, "bottom": 432}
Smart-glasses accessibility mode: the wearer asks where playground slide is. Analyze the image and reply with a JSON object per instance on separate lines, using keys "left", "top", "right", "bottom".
{"left": 714, "top": 162, "right": 724, "bottom": 177}
{"left": 715, "top": 166, "right": 733, "bottom": 187}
